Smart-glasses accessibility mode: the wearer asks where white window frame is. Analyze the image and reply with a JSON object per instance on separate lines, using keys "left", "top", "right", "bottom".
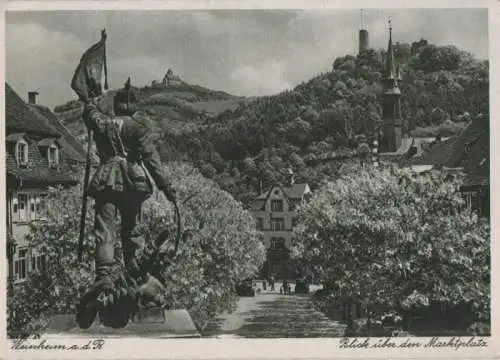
{"left": 271, "top": 217, "right": 285, "bottom": 231}
{"left": 463, "top": 191, "right": 478, "bottom": 213}
{"left": 465, "top": 193, "right": 472, "bottom": 212}
{"left": 14, "top": 193, "right": 28, "bottom": 222}
{"left": 14, "top": 247, "right": 29, "bottom": 283}
{"left": 16, "top": 139, "right": 29, "bottom": 166}
{"left": 270, "top": 199, "right": 284, "bottom": 212}
{"left": 31, "top": 248, "right": 47, "bottom": 273}
{"left": 48, "top": 144, "right": 59, "bottom": 167}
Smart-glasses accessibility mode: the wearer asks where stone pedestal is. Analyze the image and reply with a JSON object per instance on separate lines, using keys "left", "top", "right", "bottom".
{"left": 45, "top": 308, "right": 200, "bottom": 338}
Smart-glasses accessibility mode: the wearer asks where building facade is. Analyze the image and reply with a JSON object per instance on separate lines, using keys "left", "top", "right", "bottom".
{"left": 251, "top": 171, "right": 311, "bottom": 279}
{"left": 6, "top": 83, "right": 86, "bottom": 284}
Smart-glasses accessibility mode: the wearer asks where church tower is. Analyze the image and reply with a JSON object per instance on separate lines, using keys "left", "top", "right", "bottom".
{"left": 380, "top": 19, "right": 402, "bottom": 153}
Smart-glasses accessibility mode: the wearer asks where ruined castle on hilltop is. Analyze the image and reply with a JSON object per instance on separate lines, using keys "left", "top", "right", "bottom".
{"left": 151, "top": 68, "right": 182, "bottom": 88}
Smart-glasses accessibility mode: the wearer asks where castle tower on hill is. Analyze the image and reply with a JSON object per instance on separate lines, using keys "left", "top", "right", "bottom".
{"left": 379, "top": 19, "right": 403, "bottom": 153}
{"left": 359, "top": 9, "right": 369, "bottom": 54}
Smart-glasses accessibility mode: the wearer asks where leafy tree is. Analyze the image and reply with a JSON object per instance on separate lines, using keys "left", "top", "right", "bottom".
{"left": 8, "top": 162, "right": 265, "bottom": 337}
{"left": 289, "top": 152, "right": 306, "bottom": 169}
{"left": 394, "top": 42, "right": 411, "bottom": 63}
{"left": 411, "top": 45, "right": 464, "bottom": 72}
{"left": 200, "top": 163, "right": 217, "bottom": 179}
{"left": 430, "top": 107, "right": 449, "bottom": 125}
{"left": 333, "top": 55, "right": 356, "bottom": 71}
{"left": 293, "top": 166, "right": 490, "bottom": 332}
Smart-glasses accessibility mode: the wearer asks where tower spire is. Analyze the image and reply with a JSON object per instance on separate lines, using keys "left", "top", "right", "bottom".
{"left": 379, "top": 17, "right": 402, "bottom": 154}
{"left": 385, "top": 18, "right": 396, "bottom": 81}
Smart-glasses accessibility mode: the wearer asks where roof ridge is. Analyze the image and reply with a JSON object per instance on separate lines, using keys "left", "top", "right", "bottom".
{"left": 27, "top": 101, "right": 88, "bottom": 162}
{"left": 6, "top": 83, "right": 60, "bottom": 136}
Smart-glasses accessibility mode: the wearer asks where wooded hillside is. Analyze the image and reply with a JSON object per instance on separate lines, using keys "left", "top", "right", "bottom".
{"left": 54, "top": 39, "right": 489, "bottom": 207}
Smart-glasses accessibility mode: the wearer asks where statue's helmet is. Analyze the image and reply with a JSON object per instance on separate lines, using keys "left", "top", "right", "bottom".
{"left": 114, "top": 77, "right": 139, "bottom": 116}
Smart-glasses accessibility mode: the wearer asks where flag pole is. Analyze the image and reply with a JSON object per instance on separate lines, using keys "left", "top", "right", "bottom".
{"left": 78, "top": 130, "right": 93, "bottom": 262}
{"left": 77, "top": 29, "right": 107, "bottom": 262}
{"left": 102, "top": 29, "right": 108, "bottom": 90}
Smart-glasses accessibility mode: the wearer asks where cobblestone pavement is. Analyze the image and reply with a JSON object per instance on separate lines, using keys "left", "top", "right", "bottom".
{"left": 203, "top": 293, "right": 346, "bottom": 338}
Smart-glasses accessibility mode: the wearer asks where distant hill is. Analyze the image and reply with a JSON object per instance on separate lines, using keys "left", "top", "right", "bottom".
{"left": 54, "top": 39, "right": 489, "bottom": 207}
{"left": 54, "top": 81, "right": 250, "bottom": 158}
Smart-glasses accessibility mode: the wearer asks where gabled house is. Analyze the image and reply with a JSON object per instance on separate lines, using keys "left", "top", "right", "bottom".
{"left": 409, "top": 114, "right": 489, "bottom": 217}
{"left": 251, "top": 170, "right": 311, "bottom": 279}
{"left": 5, "top": 83, "right": 86, "bottom": 284}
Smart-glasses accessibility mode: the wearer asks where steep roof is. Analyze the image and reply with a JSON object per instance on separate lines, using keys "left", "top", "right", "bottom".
{"left": 448, "top": 117, "right": 489, "bottom": 170}
{"left": 410, "top": 116, "right": 489, "bottom": 188}
{"left": 251, "top": 199, "right": 266, "bottom": 211}
{"left": 5, "top": 83, "right": 80, "bottom": 187}
{"left": 410, "top": 137, "right": 456, "bottom": 167}
{"left": 284, "top": 183, "right": 310, "bottom": 199}
{"left": 5, "top": 83, "right": 60, "bottom": 136}
{"left": 37, "top": 137, "right": 60, "bottom": 147}
{"left": 379, "top": 137, "right": 414, "bottom": 163}
{"left": 6, "top": 144, "right": 77, "bottom": 188}
{"left": 256, "top": 183, "right": 310, "bottom": 200}
{"left": 411, "top": 118, "right": 488, "bottom": 168}
{"left": 28, "top": 104, "right": 86, "bottom": 164}
{"left": 253, "top": 182, "right": 310, "bottom": 212}
{"left": 384, "top": 23, "right": 396, "bottom": 81}
{"left": 410, "top": 137, "right": 449, "bottom": 158}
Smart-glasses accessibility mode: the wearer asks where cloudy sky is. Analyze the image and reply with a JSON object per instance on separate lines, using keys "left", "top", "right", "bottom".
{"left": 6, "top": 8, "right": 488, "bottom": 109}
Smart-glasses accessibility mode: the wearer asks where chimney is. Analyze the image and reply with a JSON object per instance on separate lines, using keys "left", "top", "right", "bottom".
{"left": 28, "top": 91, "right": 39, "bottom": 105}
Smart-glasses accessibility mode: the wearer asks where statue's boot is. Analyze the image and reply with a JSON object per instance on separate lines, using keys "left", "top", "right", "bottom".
{"left": 97, "top": 272, "right": 140, "bottom": 329}
{"left": 98, "top": 297, "right": 132, "bottom": 329}
{"left": 76, "top": 276, "right": 115, "bottom": 329}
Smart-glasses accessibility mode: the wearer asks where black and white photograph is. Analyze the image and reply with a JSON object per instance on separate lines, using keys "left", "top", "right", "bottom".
{"left": 2, "top": 1, "right": 494, "bottom": 357}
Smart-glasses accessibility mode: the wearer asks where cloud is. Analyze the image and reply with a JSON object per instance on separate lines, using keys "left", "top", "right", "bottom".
{"left": 6, "top": 22, "right": 85, "bottom": 106}
{"left": 6, "top": 8, "right": 488, "bottom": 109}
{"left": 230, "top": 61, "right": 291, "bottom": 96}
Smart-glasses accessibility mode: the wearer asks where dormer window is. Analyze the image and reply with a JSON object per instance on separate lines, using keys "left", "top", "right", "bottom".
{"left": 38, "top": 138, "right": 60, "bottom": 168}
{"left": 48, "top": 144, "right": 59, "bottom": 167}
{"left": 16, "top": 140, "right": 29, "bottom": 166}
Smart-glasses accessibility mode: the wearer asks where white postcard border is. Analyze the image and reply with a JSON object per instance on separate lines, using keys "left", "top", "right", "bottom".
{"left": 0, "top": 1, "right": 498, "bottom": 359}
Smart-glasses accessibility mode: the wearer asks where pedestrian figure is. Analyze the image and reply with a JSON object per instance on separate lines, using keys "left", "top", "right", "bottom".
{"left": 283, "top": 280, "right": 290, "bottom": 295}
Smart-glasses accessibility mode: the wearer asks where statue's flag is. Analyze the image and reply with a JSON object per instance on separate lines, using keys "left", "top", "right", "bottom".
{"left": 71, "top": 29, "right": 109, "bottom": 101}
